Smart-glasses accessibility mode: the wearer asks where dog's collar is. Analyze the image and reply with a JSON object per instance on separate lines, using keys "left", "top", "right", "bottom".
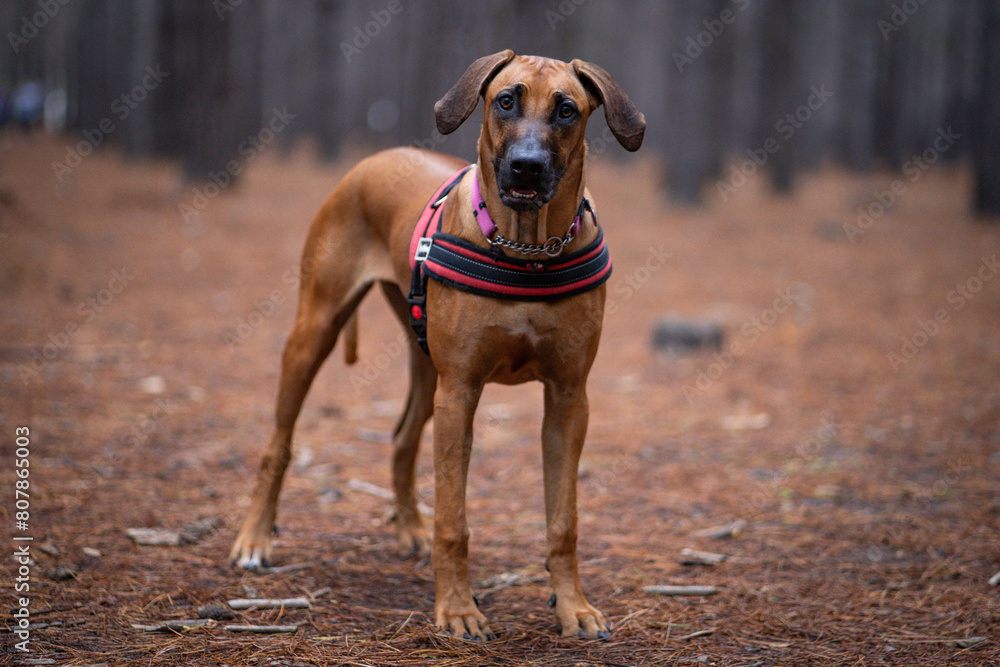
{"left": 471, "top": 165, "right": 588, "bottom": 257}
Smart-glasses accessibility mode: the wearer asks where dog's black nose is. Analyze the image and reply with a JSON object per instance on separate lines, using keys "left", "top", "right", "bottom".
{"left": 508, "top": 145, "right": 549, "bottom": 179}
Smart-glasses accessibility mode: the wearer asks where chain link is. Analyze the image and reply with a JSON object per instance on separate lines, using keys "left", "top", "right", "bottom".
{"left": 489, "top": 225, "right": 578, "bottom": 257}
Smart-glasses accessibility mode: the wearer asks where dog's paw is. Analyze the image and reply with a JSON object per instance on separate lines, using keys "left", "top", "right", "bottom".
{"left": 436, "top": 600, "right": 494, "bottom": 641}
{"left": 396, "top": 523, "right": 432, "bottom": 558}
{"left": 552, "top": 593, "right": 611, "bottom": 640}
{"left": 229, "top": 533, "right": 272, "bottom": 570}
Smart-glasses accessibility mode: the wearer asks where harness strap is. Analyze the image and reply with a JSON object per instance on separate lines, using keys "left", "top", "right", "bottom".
{"left": 408, "top": 166, "right": 611, "bottom": 355}
{"left": 407, "top": 166, "right": 472, "bottom": 354}
{"left": 422, "top": 230, "right": 611, "bottom": 301}
{"left": 409, "top": 166, "right": 472, "bottom": 270}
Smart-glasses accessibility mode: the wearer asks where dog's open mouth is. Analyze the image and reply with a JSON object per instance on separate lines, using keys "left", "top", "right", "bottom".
{"left": 508, "top": 187, "right": 538, "bottom": 200}
{"left": 500, "top": 186, "right": 548, "bottom": 210}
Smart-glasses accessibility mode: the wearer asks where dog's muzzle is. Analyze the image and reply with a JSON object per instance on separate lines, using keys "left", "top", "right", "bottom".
{"left": 495, "top": 138, "right": 560, "bottom": 211}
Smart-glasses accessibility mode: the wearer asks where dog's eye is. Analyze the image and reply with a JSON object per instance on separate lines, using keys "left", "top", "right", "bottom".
{"left": 497, "top": 94, "right": 514, "bottom": 111}
{"left": 558, "top": 102, "right": 577, "bottom": 119}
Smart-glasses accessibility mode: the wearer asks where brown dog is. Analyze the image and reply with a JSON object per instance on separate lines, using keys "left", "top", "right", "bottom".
{"left": 230, "top": 50, "right": 644, "bottom": 640}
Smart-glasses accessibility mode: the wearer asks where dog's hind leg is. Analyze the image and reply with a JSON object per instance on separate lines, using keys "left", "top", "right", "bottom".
{"left": 231, "top": 266, "right": 373, "bottom": 569}
{"left": 381, "top": 282, "right": 437, "bottom": 557}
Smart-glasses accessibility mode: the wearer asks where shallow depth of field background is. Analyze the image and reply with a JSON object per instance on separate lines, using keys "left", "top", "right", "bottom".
{"left": 1, "top": 1, "right": 999, "bottom": 665}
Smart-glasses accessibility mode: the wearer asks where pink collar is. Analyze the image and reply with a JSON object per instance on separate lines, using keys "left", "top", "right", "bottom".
{"left": 471, "top": 166, "right": 583, "bottom": 241}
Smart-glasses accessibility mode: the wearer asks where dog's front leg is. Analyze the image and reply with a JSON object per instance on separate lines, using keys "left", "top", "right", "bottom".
{"left": 541, "top": 382, "right": 611, "bottom": 639}
{"left": 431, "top": 375, "right": 493, "bottom": 640}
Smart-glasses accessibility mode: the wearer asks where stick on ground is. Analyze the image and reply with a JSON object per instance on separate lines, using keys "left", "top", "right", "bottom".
{"left": 225, "top": 624, "right": 301, "bottom": 634}
{"left": 132, "top": 619, "right": 216, "bottom": 632}
{"left": 347, "top": 478, "right": 433, "bottom": 517}
{"left": 227, "top": 597, "right": 311, "bottom": 610}
{"left": 643, "top": 585, "right": 719, "bottom": 596}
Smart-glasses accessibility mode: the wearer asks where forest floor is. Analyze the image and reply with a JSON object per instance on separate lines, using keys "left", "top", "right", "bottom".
{"left": 1, "top": 132, "right": 999, "bottom": 666}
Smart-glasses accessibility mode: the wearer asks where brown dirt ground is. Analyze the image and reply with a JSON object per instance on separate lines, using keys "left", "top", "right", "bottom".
{"left": 1, "top": 131, "right": 999, "bottom": 666}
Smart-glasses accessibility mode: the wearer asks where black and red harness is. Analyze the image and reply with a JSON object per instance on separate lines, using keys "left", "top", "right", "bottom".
{"left": 407, "top": 166, "right": 612, "bottom": 353}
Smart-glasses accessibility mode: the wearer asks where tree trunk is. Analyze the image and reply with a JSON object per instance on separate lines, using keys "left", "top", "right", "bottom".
{"left": 757, "top": 0, "right": 796, "bottom": 193}
{"left": 974, "top": 0, "right": 1000, "bottom": 217}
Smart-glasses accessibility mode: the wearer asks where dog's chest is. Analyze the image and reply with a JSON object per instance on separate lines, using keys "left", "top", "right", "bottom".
{"left": 482, "top": 320, "right": 557, "bottom": 384}
{"left": 426, "top": 276, "right": 605, "bottom": 385}
{"left": 478, "top": 298, "right": 603, "bottom": 385}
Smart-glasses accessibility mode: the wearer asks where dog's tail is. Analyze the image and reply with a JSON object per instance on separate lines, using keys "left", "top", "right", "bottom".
{"left": 342, "top": 310, "right": 359, "bottom": 365}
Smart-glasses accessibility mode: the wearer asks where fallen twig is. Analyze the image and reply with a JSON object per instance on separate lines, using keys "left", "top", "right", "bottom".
{"left": 227, "top": 597, "right": 311, "bottom": 610}
{"left": 125, "top": 518, "right": 221, "bottom": 546}
{"left": 309, "top": 586, "right": 332, "bottom": 599}
{"left": 643, "top": 585, "right": 719, "bottom": 596}
{"left": 225, "top": 624, "right": 302, "bottom": 634}
{"left": 126, "top": 528, "right": 184, "bottom": 546}
{"left": 678, "top": 548, "right": 727, "bottom": 566}
{"left": 27, "top": 621, "right": 63, "bottom": 630}
{"left": 478, "top": 571, "right": 546, "bottom": 590}
{"left": 260, "top": 562, "right": 313, "bottom": 575}
{"left": 132, "top": 619, "right": 215, "bottom": 632}
{"left": 347, "top": 478, "right": 433, "bottom": 517}
{"left": 885, "top": 635, "right": 987, "bottom": 649}
{"left": 476, "top": 571, "right": 547, "bottom": 599}
{"left": 643, "top": 620, "right": 697, "bottom": 630}
{"left": 693, "top": 520, "right": 746, "bottom": 540}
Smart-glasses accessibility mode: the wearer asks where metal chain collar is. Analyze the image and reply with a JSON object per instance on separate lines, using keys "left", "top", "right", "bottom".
{"left": 488, "top": 224, "right": 578, "bottom": 257}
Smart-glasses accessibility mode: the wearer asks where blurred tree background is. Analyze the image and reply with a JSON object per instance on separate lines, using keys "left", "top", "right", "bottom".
{"left": 1, "top": 0, "right": 997, "bottom": 213}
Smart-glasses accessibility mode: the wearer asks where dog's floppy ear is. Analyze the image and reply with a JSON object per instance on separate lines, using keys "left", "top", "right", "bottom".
{"left": 571, "top": 59, "right": 646, "bottom": 152}
{"left": 434, "top": 49, "right": 516, "bottom": 135}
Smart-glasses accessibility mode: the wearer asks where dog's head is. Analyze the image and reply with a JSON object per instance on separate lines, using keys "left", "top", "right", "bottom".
{"left": 434, "top": 51, "right": 645, "bottom": 211}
